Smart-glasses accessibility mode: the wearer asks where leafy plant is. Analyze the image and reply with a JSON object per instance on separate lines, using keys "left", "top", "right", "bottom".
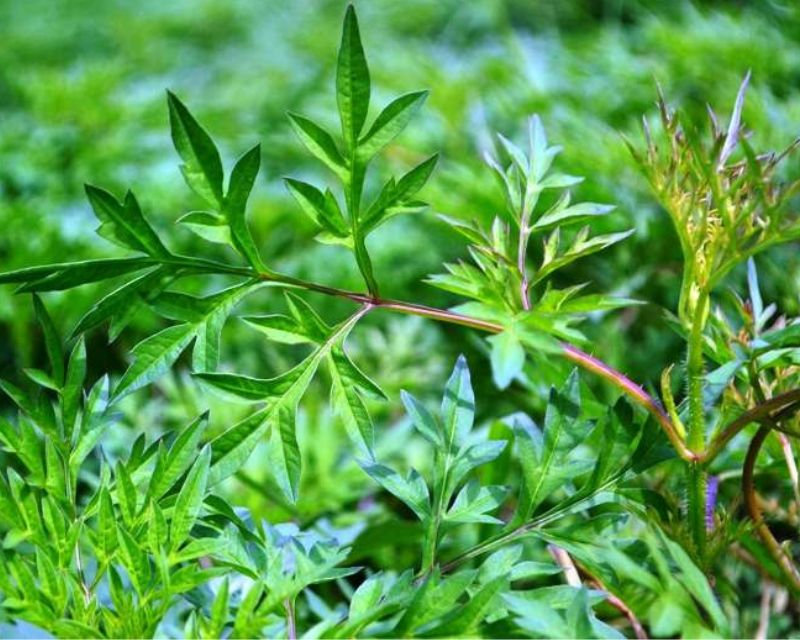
{"left": 1, "top": 4, "right": 800, "bottom": 638}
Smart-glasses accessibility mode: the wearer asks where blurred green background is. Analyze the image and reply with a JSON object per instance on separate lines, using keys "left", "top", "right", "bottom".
{"left": 0, "top": 0, "right": 798, "bottom": 492}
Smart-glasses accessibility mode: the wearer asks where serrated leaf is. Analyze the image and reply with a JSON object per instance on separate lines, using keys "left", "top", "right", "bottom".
{"left": 148, "top": 412, "right": 209, "bottom": 500}
{"left": 113, "top": 323, "right": 196, "bottom": 399}
{"left": 337, "top": 5, "right": 371, "bottom": 149}
{"left": 117, "top": 526, "right": 151, "bottom": 594}
{"left": 167, "top": 91, "right": 224, "bottom": 208}
{"left": 269, "top": 404, "right": 302, "bottom": 503}
{"left": 241, "top": 313, "right": 315, "bottom": 345}
{"left": 85, "top": 185, "right": 171, "bottom": 258}
{"left": 361, "top": 463, "right": 430, "bottom": 520}
{"left": 115, "top": 461, "right": 138, "bottom": 525}
{"left": 444, "top": 480, "right": 506, "bottom": 524}
{"left": 532, "top": 200, "right": 615, "bottom": 233}
{"left": 170, "top": 445, "right": 211, "bottom": 551}
{"left": 328, "top": 344, "right": 384, "bottom": 455}
{"left": 285, "top": 178, "right": 348, "bottom": 236}
{"left": 71, "top": 266, "right": 168, "bottom": 338}
{"left": 208, "top": 407, "right": 271, "bottom": 486}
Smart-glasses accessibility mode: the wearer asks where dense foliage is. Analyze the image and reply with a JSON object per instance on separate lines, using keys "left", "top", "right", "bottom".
{"left": 1, "top": 1, "right": 800, "bottom": 638}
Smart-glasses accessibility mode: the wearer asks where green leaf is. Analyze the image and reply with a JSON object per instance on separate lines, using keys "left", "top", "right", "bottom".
{"left": 115, "top": 461, "right": 138, "bottom": 526}
{"left": 61, "top": 337, "right": 86, "bottom": 440}
{"left": 148, "top": 412, "right": 209, "bottom": 500}
{"left": 401, "top": 390, "right": 441, "bottom": 446}
{"left": 117, "top": 526, "right": 151, "bottom": 595}
{"left": 517, "top": 371, "right": 586, "bottom": 518}
{"left": 358, "top": 91, "right": 427, "bottom": 159}
{"left": 85, "top": 185, "right": 171, "bottom": 258}
{"left": 444, "top": 480, "right": 507, "bottom": 524}
{"left": 336, "top": 4, "right": 371, "bottom": 149}
{"left": 287, "top": 114, "right": 346, "bottom": 176}
{"left": 4, "top": 257, "right": 156, "bottom": 292}
{"left": 488, "top": 329, "right": 525, "bottom": 390}
{"left": 269, "top": 404, "right": 302, "bottom": 503}
{"left": 195, "top": 370, "right": 296, "bottom": 402}
{"left": 285, "top": 178, "right": 348, "bottom": 236}
{"left": 208, "top": 407, "right": 271, "bottom": 486}
{"left": 97, "top": 486, "right": 117, "bottom": 561}
{"left": 113, "top": 323, "right": 196, "bottom": 400}
{"left": 177, "top": 211, "right": 232, "bottom": 245}
{"left": 361, "top": 463, "right": 430, "bottom": 520}
{"left": 224, "top": 144, "right": 265, "bottom": 270}
{"left": 531, "top": 196, "right": 615, "bottom": 233}
{"left": 170, "top": 445, "right": 211, "bottom": 551}
{"left": 424, "top": 576, "right": 506, "bottom": 636}
{"left": 241, "top": 313, "right": 315, "bottom": 345}
{"left": 71, "top": 266, "right": 168, "bottom": 338}
{"left": 114, "top": 282, "right": 262, "bottom": 398}
{"left": 440, "top": 355, "right": 474, "bottom": 451}
{"left": 167, "top": 90, "right": 225, "bottom": 208}
{"left": 32, "top": 294, "right": 64, "bottom": 386}
{"left": 208, "top": 577, "right": 230, "bottom": 638}
{"left": 328, "top": 345, "right": 380, "bottom": 456}
{"left": 362, "top": 154, "right": 438, "bottom": 232}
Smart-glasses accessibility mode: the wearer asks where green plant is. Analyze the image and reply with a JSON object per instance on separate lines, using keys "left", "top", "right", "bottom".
{"left": 1, "top": 4, "right": 800, "bottom": 638}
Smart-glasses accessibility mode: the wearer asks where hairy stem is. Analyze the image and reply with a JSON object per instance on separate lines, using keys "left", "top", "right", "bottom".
{"left": 686, "top": 291, "right": 710, "bottom": 555}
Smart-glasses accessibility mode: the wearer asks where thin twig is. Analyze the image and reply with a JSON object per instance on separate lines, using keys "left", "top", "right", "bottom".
{"left": 253, "top": 270, "right": 692, "bottom": 461}
{"left": 548, "top": 545, "right": 581, "bottom": 587}
{"left": 755, "top": 581, "right": 773, "bottom": 640}
{"left": 553, "top": 546, "right": 649, "bottom": 640}
{"left": 742, "top": 425, "right": 800, "bottom": 594}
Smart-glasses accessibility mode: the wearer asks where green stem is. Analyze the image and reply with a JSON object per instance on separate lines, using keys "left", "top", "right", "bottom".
{"left": 686, "top": 291, "right": 709, "bottom": 555}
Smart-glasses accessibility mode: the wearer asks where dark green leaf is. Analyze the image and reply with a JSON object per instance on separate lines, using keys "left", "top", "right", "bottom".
{"left": 167, "top": 91, "right": 225, "bottom": 208}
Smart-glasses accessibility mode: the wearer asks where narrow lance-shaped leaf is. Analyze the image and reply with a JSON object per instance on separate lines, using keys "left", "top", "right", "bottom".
{"left": 32, "top": 294, "right": 64, "bottom": 386}
{"left": 170, "top": 445, "right": 211, "bottom": 551}
{"left": 337, "top": 5, "right": 371, "bottom": 150}
{"left": 358, "top": 91, "right": 427, "bottom": 159}
{"left": 224, "top": 144, "right": 265, "bottom": 270}
{"left": 167, "top": 91, "right": 225, "bottom": 208}
{"left": 148, "top": 412, "right": 209, "bottom": 500}
{"left": 11, "top": 257, "right": 157, "bottom": 293}
{"left": 61, "top": 336, "right": 87, "bottom": 440}
{"left": 269, "top": 404, "right": 302, "bottom": 503}
{"left": 288, "top": 113, "right": 347, "bottom": 176}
